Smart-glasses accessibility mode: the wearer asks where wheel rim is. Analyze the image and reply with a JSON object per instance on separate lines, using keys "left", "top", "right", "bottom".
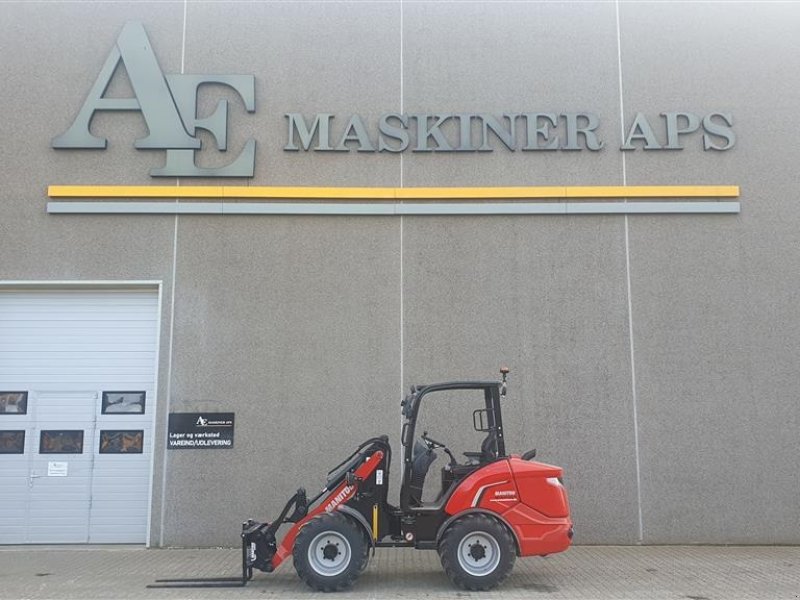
{"left": 456, "top": 531, "right": 501, "bottom": 577}
{"left": 307, "top": 530, "right": 352, "bottom": 577}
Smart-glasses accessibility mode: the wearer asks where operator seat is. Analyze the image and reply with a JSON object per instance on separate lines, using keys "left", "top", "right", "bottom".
{"left": 437, "top": 430, "right": 500, "bottom": 502}
{"left": 463, "top": 430, "right": 498, "bottom": 466}
{"left": 408, "top": 439, "right": 437, "bottom": 506}
{"left": 481, "top": 429, "right": 499, "bottom": 461}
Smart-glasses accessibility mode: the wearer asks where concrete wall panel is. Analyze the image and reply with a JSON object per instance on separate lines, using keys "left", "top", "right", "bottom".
{"left": 185, "top": 1, "right": 403, "bottom": 188}
{"left": 619, "top": 2, "right": 800, "bottom": 543}
{"left": 163, "top": 215, "right": 400, "bottom": 546}
{"left": 402, "top": 1, "right": 623, "bottom": 187}
{"left": 402, "top": 215, "right": 640, "bottom": 543}
{"left": 0, "top": 4, "right": 180, "bottom": 281}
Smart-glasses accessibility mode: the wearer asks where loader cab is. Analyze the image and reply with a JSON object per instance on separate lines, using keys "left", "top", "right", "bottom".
{"left": 399, "top": 379, "right": 507, "bottom": 512}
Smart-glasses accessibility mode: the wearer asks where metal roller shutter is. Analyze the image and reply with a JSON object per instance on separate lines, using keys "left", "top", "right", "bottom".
{"left": 0, "top": 288, "right": 158, "bottom": 544}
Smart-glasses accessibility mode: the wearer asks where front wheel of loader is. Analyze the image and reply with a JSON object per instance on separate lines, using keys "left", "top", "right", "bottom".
{"left": 293, "top": 512, "right": 369, "bottom": 592}
{"left": 438, "top": 513, "right": 516, "bottom": 591}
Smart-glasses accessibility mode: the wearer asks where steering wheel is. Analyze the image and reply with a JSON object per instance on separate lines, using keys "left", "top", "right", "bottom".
{"left": 421, "top": 431, "right": 446, "bottom": 449}
{"left": 421, "top": 431, "right": 457, "bottom": 466}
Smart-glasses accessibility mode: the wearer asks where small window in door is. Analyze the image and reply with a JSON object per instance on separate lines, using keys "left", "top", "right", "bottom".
{"left": 40, "top": 430, "right": 84, "bottom": 454}
{"left": 0, "top": 392, "right": 27, "bottom": 415}
{"left": 99, "top": 430, "right": 144, "bottom": 454}
{"left": 0, "top": 431, "right": 25, "bottom": 454}
{"left": 101, "top": 391, "right": 145, "bottom": 415}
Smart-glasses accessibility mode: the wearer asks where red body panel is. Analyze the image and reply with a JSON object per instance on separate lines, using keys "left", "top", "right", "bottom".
{"left": 511, "top": 457, "right": 569, "bottom": 518}
{"left": 444, "top": 460, "right": 517, "bottom": 514}
{"left": 502, "top": 502, "right": 572, "bottom": 555}
{"left": 445, "top": 457, "right": 572, "bottom": 557}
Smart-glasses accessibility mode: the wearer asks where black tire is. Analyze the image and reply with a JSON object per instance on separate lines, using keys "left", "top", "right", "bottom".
{"left": 293, "top": 512, "right": 369, "bottom": 592}
{"left": 438, "top": 513, "right": 516, "bottom": 591}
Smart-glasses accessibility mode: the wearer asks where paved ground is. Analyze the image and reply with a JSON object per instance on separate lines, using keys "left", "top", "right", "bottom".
{"left": 0, "top": 545, "right": 797, "bottom": 600}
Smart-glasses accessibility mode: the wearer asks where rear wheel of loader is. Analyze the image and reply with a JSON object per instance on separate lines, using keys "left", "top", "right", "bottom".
{"left": 438, "top": 513, "right": 516, "bottom": 591}
{"left": 293, "top": 513, "right": 369, "bottom": 592}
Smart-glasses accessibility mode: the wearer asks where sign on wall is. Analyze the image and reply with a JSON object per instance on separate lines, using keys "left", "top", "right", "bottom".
{"left": 167, "top": 413, "right": 235, "bottom": 450}
{"left": 51, "top": 22, "right": 735, "bottom": 180}
{"left": 45, "top": 21, "right": 741, "bottom": 217}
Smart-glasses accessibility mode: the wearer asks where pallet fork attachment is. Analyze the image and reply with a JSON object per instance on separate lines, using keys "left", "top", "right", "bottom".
{"left": 147, "top": 489, "right": 310, "bottom": 589}
{"left": 146, "top": 532, "right": 254, "bottom": 588}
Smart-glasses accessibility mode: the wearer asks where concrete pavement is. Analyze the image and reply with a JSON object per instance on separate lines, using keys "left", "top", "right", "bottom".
{"left": 0, "top": 545, "right": 797, "bottom": 600}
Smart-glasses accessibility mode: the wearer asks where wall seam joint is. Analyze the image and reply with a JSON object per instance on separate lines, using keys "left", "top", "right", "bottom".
{"left": 616, "top": 0, "right": 644, "bottom": 545}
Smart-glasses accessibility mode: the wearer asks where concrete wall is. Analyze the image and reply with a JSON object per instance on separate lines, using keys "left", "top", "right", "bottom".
{"left": 0, "top": 1, "right": 797, "bottom": 546}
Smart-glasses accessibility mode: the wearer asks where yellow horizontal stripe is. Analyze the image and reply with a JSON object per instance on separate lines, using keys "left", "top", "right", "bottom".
{"left": 226, "top": 186, "right": 397, "bottom": 199}
{"left": 48, "top": 184, "right": 739, "bottom": 200}
{"left": 564, "top": 185, "right": 739, "bottom": 198}
{"left": 394, "top": 186, "right": 568, "bottom": 199}
{"left": 48, "top": 185, "right": 226, "bottom": 198}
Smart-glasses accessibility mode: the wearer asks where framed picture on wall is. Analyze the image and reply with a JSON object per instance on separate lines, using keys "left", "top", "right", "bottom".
{"left": 0, "top": 392, "right": 27, "bottom": 415}
{"left": 101, "top": 391, "right": 146, "bottom": 415}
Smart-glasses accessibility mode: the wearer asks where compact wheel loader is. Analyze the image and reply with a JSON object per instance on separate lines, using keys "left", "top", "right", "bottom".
{"left": 150, "top": 368, "right": 573, "bottom": 591}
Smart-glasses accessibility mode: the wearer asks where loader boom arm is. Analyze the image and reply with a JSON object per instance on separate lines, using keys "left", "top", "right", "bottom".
{"left": 269, "top": 449, "right": 385, "bottom": 569}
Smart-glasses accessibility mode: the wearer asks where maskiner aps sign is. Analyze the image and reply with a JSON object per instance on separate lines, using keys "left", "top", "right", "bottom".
{"left": 52, "top": 22, "right": 736, "bottom": 179}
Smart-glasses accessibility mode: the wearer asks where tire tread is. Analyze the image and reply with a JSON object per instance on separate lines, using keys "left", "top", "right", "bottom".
{"left": 439, "top": 513, "right": 516, "bottom": 591}
{"left": 293, "top": 512, "right": 369, "bottom": 592}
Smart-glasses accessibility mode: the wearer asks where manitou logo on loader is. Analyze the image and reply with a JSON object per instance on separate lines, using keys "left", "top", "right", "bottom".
{"left": 324, "top": 486, "right": 355, "bottom": 513}
{"left": 150, "top": 368, "right": 573, "bottom": 593}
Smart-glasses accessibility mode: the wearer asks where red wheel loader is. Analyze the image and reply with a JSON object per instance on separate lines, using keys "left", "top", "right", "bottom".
{"left": 150, "top": 368, "right": 573, "bottom": 591}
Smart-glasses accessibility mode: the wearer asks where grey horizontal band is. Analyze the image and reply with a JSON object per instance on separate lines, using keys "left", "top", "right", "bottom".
{"left": 47, "top": 201, "right": 740, "bottom": 216}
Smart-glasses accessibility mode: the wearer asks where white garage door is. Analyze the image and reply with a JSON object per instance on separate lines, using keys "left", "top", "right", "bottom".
{"left": 0, "top": 288, "right": 158, "bottom": 544}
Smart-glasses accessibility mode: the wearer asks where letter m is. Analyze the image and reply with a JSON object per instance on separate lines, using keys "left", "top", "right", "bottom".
{"left": 284, "top": 113, "right": 334, "bottom": 151}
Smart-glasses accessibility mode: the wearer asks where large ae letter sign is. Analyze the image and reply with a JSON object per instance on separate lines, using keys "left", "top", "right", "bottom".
{"left": 52, "top": 23, "right": 256, "bottom": 177}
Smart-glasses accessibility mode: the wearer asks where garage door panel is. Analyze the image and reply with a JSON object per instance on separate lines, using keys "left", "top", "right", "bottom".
{"left": 90, "top": 511, "right": 149, "bottom": 522}
{"left": 4, "top": 377, "right": 154, "bottom": 385}
{"left": 92, "top": 482, "right": 150, "bottom": 493}
{"left": 28, "top": 530, "right": 90, "bottom": 544}
{"left": 30, "top": 479, "right": 93, "bottom": 494}
{"left": 0, "top": 328, "right": 156, "bottom": 339}
{"left": 1, "top": 336, "right": 156, "bottom": 345}
{"left": 91, "top": 526, "right": 149, "bottom": 540}
{"left": 1, "top": 368, "right": 156, "bottom": 378}
{"left": 0, "top": 288, "right": 158, "bottom": 545}
{"left": 2, "top": 308, "right": 157, "bottom": 318}
{"left": 29, "top": 509, "right": 93, "bottom": 521}
{"left": 90, "top": 532, "right": 146, "bottom": 543}
{"left": 0, "top": 472, "right": 28, "bottom": 535}
{"left": 0, "top": 526, "right": 26, "bottom": 538}
{"left": 92, "top": 472, "right": 151, "bottom": 482}
{"left": 0, "top": 465, "right": 29, "bottom": 476}
{"left": 1, "top": 357, "right": 155, "bottom": 368}
{"left": 92, "top": 487, "right": 151, "bottom": 496}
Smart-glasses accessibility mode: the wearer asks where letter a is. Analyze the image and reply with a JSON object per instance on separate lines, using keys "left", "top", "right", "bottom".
{"left": 52, "top": 22, "right": 198, "bottom": 150}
